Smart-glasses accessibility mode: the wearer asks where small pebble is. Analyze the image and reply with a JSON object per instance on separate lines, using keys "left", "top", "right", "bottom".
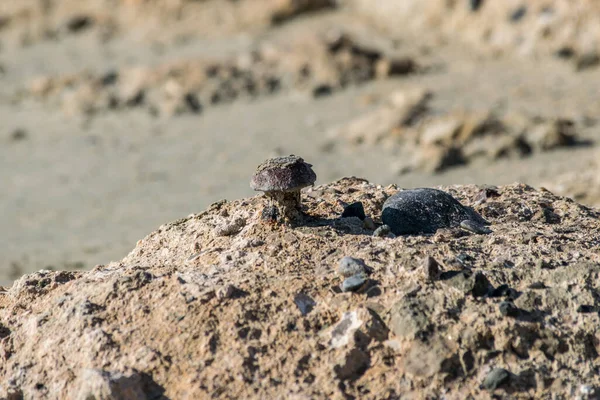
{"left": 576, "top": 305, "right": 598, "bottom": 314}
{"left": 482, "top": 368, "right": 510, "bottom": 391}
{"left": 66, "top": 15, "right": 93, "bottom": 32}
{"left": 373, "top": 225, "right": 391, "bottom": 237}
{"left": 469, "top": 0, "right": 483, "bottom": 12}
{"left": 294, "top": 293, "right": 316, "bottom": 316}
{"left": 576, "top": 52, "right": 600, "bottom": 72}
{"left": 10, "top": 128, "right": 27, "bottom": 142}
{"left": 509, "top": 5, "right": 527, "bottom": 22}
{"left": 460, "top": 219, "right": 492, "bottom": 234}
{"left": 338, "top": 257, "right": 367, "bottom": 278}
{"left": 341, "top": 202, "right": 366, "bottom": 220}
{"left": 422, "top": 256, "right": 441, "bottom": 281}
{"left": 216, "top": 284, "right": 236, "bottom": 300}
{"left": 214, "top": 217, "right": 246, "bottom": 237}
{"left": 341, "top": 274, "right": 366, "bottom": 293}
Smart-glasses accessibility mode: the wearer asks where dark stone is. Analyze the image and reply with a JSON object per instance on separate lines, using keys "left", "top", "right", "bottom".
{"left": 490, "top": 284, "right": 519, "bottom": 300}
{"left": 509, "top": 6, "right": 527, "bottom": 22}
{"left": 482, "top": 368, "right": 510, "bottom": 391}
{"left": 184, "top": 93, "right": 202, "bottom": 113}
{"left": 460, "top": 219, "right": 492, "bottom": 234}
{"left": 100, "top": 70, "right": 118, "bottom": 86}
{"left": 576, "top": 305, "right": 599, "bottom": 314}
{"left": 381, "top": 188, "right": 487, "bottom": 235}
{"left": 423, "top": 256, "right": 441, "bottom": 281}
{"left": 341, "top": 202, "right": 366, "bottom": 220}
{"left": 555, "top": 47, "right": 575, "bottom": 59}
{"left": 373, "top": 225, "right": 392, "bottom": 237}
{"left": 576, "top": 52, "right": 600, "bottom": 71}
{"left": 294, "top": 293, "right": 316, "bottom": 316}
{"left": 66, "top": 15, "right": 93, "bottom": 33}
{"left": 341, "top": 274, "right": 366, "bottom": 292}
{"left": 261, "top": 205, "right": 279, "bottom": 222}
{"left": 468, "top": 0, "right": 484, "bottom": 11}
{"left": 313, "top": 84, "right": 333, "bottom": 98}
{"left": 10, "top": 128, "right": 27, "bottom": 142}
{"left": 499, "top": 301, "right": 521, "bottom": 318}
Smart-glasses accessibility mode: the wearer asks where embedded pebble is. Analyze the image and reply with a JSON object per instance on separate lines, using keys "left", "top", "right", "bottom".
{"left": 294, "top": 293, "right": 316, "bottom": 316}
{"left": 341, "top": 274, "right": 366, "bottom": 292}
{"left": 216, "top": 284, "right": 236, "bottom": 300}
{"left": 373, "top": 225, "right": 392, "bottom": 237}
{"left": 422, "top": 256, "right": 441, "bottom": 281}
{"left": 482, "top": 368, "right": 510, "bottom": 391}
{"left": 214, "top": 217, "right": 246, "bottom": 237}
{"left": 382, "top": 188, "right": 487, "bottom": 235}
{"left": 460, "top": 219, "right": 492, "bottom": 234}
{"left": 338, "top": 257, "right": 367, "bottom": 278}
{"left": 341, "top": 202, "right": 366, "bottom": 220}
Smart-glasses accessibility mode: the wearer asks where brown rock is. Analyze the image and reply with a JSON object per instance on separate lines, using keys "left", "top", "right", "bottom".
{"left": 2, "top": 180, "right": 600, "bottom": 398}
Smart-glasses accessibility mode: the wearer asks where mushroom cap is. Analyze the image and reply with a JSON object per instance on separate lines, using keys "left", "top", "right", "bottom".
{"left": 250, "top": 155, "right": 317, "bottom": 192}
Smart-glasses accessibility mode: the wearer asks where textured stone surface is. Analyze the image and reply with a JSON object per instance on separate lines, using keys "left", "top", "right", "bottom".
{"left": 2, "top": 178, "right": 600, "bottom": 398}
{"left": 382, "top": 188, "right": 487, "bottom": 235}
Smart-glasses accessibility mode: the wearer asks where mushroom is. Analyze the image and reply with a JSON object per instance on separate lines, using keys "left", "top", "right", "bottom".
{"left": 250, "top": 155, "right": 317, "bottom": 224}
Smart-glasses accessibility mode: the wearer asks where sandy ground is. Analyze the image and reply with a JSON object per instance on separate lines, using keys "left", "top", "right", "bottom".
{"left": 3, "top": 2, "right": 600, "bottom": 285}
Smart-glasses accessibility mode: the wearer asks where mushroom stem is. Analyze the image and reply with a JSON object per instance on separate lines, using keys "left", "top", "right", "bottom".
{"left": 267, "top": 190, "right": 303, "bottom": 224}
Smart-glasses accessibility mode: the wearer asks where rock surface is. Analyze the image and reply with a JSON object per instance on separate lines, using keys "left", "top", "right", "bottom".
{"left": 328, "top": 89, "right": 586, "bottom": 173}
{"left": 381, "top": 188, "right": 487, "bottom": 235}
{"left": 2, "top": 177, "right": 600, "bottom": 398}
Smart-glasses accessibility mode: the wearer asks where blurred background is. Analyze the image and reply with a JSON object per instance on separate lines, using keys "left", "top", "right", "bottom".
{"left": 2, "top": 0, "right": 600, "bottom": 285}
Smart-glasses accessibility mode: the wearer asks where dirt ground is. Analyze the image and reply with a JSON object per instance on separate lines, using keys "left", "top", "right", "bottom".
{"left": 2, "top": 1, "right": 600, "bottom": 285}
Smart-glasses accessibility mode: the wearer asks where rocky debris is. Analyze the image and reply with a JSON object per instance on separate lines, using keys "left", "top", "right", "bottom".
{"left": 482, "top": 367, "right": 511, "bottom": 392}
{"left": 576, "top": 52, "right": 600, "bottom": 72}
{"left": 2, "top": 178, "right": 600, "bottom": 398}
{"left": 381, "top": 188, "right": 488, "bottom": 235}
{"left": 543, "top": 153, "right": 600, "bottom": 208}
{"left": 0, "top": 0, "right": 338, "bottom": 49}
{"left": 213, "top": 216, "right": 246, "bottom": 237}
{"left": 329, "top": 89, "right": 586, "bottom": 173}
{"left": 23, "top": 32, "right": 418, "bottom": 117}
{"left": 293, "top": 293, "right": 316, "bottom": 315}
{"left": 341, "top": 274, "right": 367, "bottom": 292}
{"left": 372, "top": 224, "right": 393, "bottom": 238}
{"left": 344, "top": 0, "right": 600, "bottom": 61}
{"left": 421, "top": 256, "right": 441, "bottom": 282}
{"left": 338, "top": 256, "right": 368, "bottom": 277}
{"left": 460, "top": 219, "right": 492, "bottom": 234}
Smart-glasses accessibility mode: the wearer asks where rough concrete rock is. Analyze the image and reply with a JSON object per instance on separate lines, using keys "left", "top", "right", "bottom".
{"left": 2, "top": 178, "right": 600, "bottom": 398}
